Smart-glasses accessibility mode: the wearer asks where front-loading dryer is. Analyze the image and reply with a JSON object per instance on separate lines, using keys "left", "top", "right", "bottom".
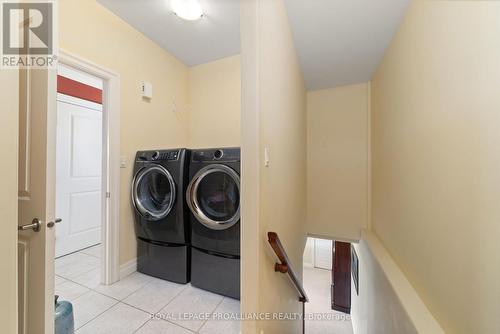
{"left": 186, "top": 147, "right": 240, "bottom": 299}
{"left": 132, "top": 149, "right": 190, "bottom": 284}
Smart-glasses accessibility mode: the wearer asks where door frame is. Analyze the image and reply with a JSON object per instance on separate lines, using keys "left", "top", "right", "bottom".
{"left": 57, "top": 50, "right": 120, "bottom": 285}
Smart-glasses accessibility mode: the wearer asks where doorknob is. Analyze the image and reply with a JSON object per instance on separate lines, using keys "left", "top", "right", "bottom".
{"left": 18, "top": 218, "right": 42, "bottom": 232}
{"left": 47, "top": 218, "right": 62, "bottom": 228}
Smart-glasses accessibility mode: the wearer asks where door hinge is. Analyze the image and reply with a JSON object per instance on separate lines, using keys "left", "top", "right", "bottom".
{"left": 106, "top": 192, "right": 111, "bottom": 198}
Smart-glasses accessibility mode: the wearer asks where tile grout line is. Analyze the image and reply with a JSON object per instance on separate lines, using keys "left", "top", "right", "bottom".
{"left": 167, "top": 318, "right": 198, "bottom": 334}
{"left": 156, "top": 282, "right": 191, "bottom": 310}
{"left": 155, "top": 284, "right": 197, "bottom": 333}
{"left": 120, "top": 280, "right": 189, "bottom": 315}
{"left": 197, "top": 296, "right": 226, "bottom": 333}
{"left": 72, "top": 294, "right": 119, "bottom": 331}
{"left": 82, "top": 300, "right": 151, "bottom": 334}
{"left": 56, "top": 268, "right": 100, "bottom": 292}
{"left": 131, "top": 319, "right": 150, "bottom": 334}
{"left": 75, "top": 302, "right": 124, "bottom": 332}
{"left": 60, "top": 270, "right": 150, "bottom": 303}
{"left": 126, "top": 283, "right": 197, "bottom": 333}
{"left": 163, "top": 317, "right": 198, "bottom": 334}
{"left": 79, "top": 244, "right": 102, "bottom": 258}
{"left": 56, "top": 262, "right": 101, "bottom": 283}
{"left": 131, "top": 317, "right": 197, "bottom": 334}
{"left": 55, "top": 251, "right": 100, "bottom": 267}
{"left": 108, "top": 274, "right": 154, "bottom": 301}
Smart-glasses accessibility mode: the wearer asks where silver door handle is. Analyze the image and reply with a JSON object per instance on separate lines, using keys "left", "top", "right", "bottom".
{"left": 18, "top": 218, "right": 42, "bottom": 232}
{"left": 47, "top": 218, "right": 62, "bottom": 228}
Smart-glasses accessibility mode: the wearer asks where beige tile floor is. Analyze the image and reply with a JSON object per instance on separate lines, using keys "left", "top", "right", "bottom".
{"left": 303, "top": 266, "right": 354, "bottom": 334}
{"left": 55, "top": 245, "right": 240, "bottom": 334}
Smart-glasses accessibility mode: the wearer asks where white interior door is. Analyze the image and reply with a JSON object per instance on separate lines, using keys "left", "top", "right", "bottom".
{"left": 314, "top": 238, "right": 333, "bottom": 270}
{"left": 55, "top": 94, "right": 103, "bottom": 257}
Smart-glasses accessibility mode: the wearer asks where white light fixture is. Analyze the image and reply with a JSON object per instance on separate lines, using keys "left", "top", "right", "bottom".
{"left": 171, "top": 0, "right": 203, "bottom": 21}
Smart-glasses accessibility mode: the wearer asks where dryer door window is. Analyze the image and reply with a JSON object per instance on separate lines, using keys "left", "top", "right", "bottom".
{"left": 133, "top": 165, "right": 176, "bottom": 221}
{"left": 187, "top": 164, "right": 240, "bottom": 230}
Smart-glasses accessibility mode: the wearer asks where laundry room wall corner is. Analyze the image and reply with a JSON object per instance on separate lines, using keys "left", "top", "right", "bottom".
{"left": 59, "top": 0, "right": 191, "bottom": 267}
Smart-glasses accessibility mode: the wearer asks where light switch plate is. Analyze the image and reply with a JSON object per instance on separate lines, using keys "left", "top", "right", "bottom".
{"left": 141, "top": 81, "right": 153, "bottom": 99}
{"left": 120, "top": 156, "right": 128, "bottom": 168}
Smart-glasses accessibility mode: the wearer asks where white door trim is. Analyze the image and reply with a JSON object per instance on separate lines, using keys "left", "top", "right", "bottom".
{"left": 57, "top": 50, "right": 121, "bottom": 285}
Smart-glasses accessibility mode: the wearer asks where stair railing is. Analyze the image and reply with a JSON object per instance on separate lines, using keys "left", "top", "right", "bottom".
{"left": 267, "top": 231, "right": 309, "bottom": 333}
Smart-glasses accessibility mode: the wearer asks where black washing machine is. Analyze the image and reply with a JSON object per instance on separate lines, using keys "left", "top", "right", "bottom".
{"left": 186, "top": 147, "right": 240, "bottom": 299}
{"left": 132, "top": 149, "right": 190, "bottom": 284}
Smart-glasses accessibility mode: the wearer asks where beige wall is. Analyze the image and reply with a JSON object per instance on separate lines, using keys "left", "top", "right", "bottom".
{"left": 188, "top": 55, "right": 241, "bottom": 148}
{"left": 240, "top": 0, "right": 261, "bottom": 332}
{"left": 306, "top": 83, "right": 369, "bottom": 241}
{"left": 59, "top": 0, "right": 190, "bottom": 265}
{"left": 241, "top": 0, "right": 307, "bottom": 332}
{"left": 371, "top": 1, "right": 500, "bottom": 333}
{"left": 0, "top": 70, "right": 19, "bottom": 333}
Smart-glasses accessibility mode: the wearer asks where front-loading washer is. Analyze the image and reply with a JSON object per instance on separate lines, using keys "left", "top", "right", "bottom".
{"left": 132, "top": 149, "right": 190, "bottom": 284}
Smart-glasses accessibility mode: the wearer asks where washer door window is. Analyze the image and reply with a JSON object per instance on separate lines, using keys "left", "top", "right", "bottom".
{"left": 133, "top": 165, "right": 176, "bottom": 221}
{"left": 187, "top": 164, "right": 240, "bottom": 230}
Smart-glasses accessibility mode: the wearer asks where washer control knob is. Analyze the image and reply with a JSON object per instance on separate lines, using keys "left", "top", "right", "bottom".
{"left": 214, "top": 149, "right": 224, "bottom": 160}
{"left": 151, "top": 151, "right": 160, "bottom": 160}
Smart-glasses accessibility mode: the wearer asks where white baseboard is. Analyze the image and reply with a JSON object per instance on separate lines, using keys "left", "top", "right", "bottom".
{"left": 119, "top": 258, "right": 137, "bottom": 279}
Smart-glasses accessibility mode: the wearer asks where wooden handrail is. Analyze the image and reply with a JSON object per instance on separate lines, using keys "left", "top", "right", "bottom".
{"left": 267, "top": 232, "right": 309, "bottom": 303}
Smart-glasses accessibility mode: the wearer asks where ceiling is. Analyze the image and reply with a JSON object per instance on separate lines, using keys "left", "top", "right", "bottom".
{"left": 98, "top": 0, "right": 410, "bottom": 90}
{"left": 97, "top": 0, "right": 241, "bottom": 66}
{"left": 284, "top": 0, "right": 411, "bottom": 90}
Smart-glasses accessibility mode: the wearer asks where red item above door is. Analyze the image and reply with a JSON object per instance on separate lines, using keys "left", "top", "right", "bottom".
{"left": 57, "top": 75, "right": 102, "bottom": 105}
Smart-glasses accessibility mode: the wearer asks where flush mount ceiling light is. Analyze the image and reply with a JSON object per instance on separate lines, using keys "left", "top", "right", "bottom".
{"left": 171, "top": 0, "right": 204, "bottom": 21}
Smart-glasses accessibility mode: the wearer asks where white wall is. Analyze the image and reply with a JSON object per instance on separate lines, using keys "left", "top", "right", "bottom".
{"left": 351, "top": 231, "right": 442, "bottom": 334}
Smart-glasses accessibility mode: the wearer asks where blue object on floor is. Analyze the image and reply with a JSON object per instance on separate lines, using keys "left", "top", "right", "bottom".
{"left": 55, "top": 295, "right": 74, "bottom": 334}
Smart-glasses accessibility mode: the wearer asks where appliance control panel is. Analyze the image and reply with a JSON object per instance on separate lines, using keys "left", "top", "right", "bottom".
{"left": 136, "top": 150, "right": 180, "bottom": 162}
{"left": 192, "top": 148, "right": 240, "bottom": 162}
